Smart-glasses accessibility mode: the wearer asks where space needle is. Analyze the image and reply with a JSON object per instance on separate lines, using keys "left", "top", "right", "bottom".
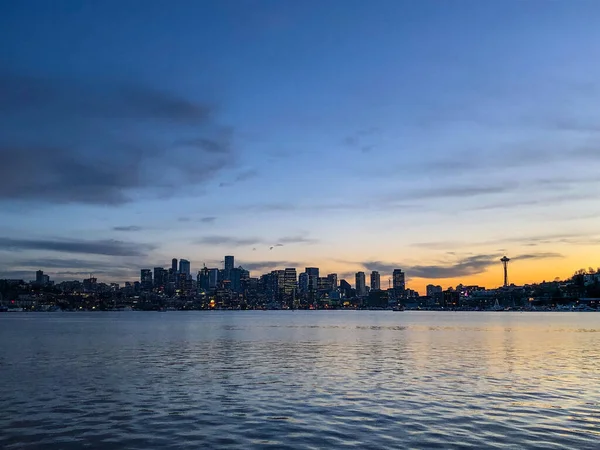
{"left": 500, "top": 256, "right": 510, "bottom": 287}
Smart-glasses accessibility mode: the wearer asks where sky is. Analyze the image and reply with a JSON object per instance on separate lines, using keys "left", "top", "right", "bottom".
{"left": 1, "top": 0, "right": 600, "bottom": 293}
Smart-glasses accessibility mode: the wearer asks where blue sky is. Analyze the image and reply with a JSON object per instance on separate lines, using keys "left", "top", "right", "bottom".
{"left": 1, "top": 1, "right": 600, "bottom": 291}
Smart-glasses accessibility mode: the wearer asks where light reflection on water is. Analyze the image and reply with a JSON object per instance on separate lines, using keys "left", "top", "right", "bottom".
{"left": 1, "top": 311, "right": 599, "bottom": 449}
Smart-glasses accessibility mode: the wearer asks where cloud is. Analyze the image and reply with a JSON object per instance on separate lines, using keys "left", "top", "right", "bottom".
{"left": 513, "top": 253, "right": 563, "bottom": 260}
{"left": 200, "top": 216, "right": 217, "bottom": 223}
{"left": 0, "top": 237, "right": 155, "bottom": 257}
{"left": 239, "top": 261, "right": 303, "bottom": 272}
{"left": 197, "top": 233, "right": 316, "bottom": 247}
{"left": 197, "top": 236, "right": 261, "bottom": 246}
{"left": 277, "top": 235, "right": 318, "bottom": 245}
{"left": 219, "top": 169, "right": 259, "bottom": 187}
{"left": 363, "top": 252, "right": 563, "bottom": 280}
{"left": 0, "top": 72, "right": 234, "bottom": 205}
{"left": 405, "top": 185, "right": 511, "bottom": 201}
{"left": 113, "top": 225, "right": 143, "bottom": 232}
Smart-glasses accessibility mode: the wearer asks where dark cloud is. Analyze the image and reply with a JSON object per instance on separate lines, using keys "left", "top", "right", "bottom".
{"left": 0, "top": 72, "right": 212, "bottom": 121}
{"left": 200, "top": 216, "right": 217, "bottom": 223}
{"left": 113, "top": 225, "right": 143, "bottom": 232}
{"left": 0, "top": 237, "right": 155, "bottom": 257}
{"left": 0, "top": 72, "right": 234, "bottom": 205}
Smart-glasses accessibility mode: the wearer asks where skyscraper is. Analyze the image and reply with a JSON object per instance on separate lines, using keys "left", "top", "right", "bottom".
{"left": 283, "top": 268, "right": 297, "bottom": 297}
{"left": 36, "top": 270, "right": 44, "bottom": 285}
{"left": 179, "top": 259, "right": 191, "bottom": 277}
{"left": 298, "top": 272, "right": 309, "bottom": 293}
{"left": 393, "top": 269, "right": 406, "bottom": 294}
{"left": 224, "top": 255, "right": 234, "bottom": 280}
{"left": 305, "top": 267, "right": 319, "bottom": 291}
{"left": 140, "top": 269, "right": 153, "bottom": 291}
{"left": 171, "top": 258, "right": 178, "bottom": 275}
{"left": 355, "top": 271, "right": 366, "bottom": 297}
{"left": 198, "top": 266, "right": 210, "bottom": 291}
{"left": 153, "top": 267, "right": 167, "bottom": 288}
{"left": 208, "top": 268, "right": 219, "bottom": 289}
{"left": 327, "top": 273, "right": 338, "bottom": 289}
{"left": 370, "top": 271, "right": 381, "bottom": 290}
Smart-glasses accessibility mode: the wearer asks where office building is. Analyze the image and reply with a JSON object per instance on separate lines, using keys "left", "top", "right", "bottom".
{"left": 426, "top": 284, "right": 443, "bottom": 297}
{"left": 355, "top": 271, "right": 367, "bottom": 297}
{"left": 305, "top": 267, "right": 319, "bottom": 291}
{"left": 140, "top": 269, "right": 153, "bottom": 291}
{"left": 298, "top": 272, "right": 309, "bottom": 293}
{"left": 283, "top": 268, "right": 297, "bottom": 296}
{"left": 36, "top": 270, "right": 44, "bottom": 285}
{"left": 370, "top": 271, "right": 381, "bottom": 290}
{"left": 208, "top": 268, "right": 219, "bottom": 289}
{"left": 393, "top": 269, "right": 406, "bottom": 292}
{"left": 171, "top": 258, "right": 178, "bottom": 274}
{"left": 327, "top": 273, "right": 338, "bottom": 289}
{"left": 179, "top": 259, "right": 191, "bottom": 277}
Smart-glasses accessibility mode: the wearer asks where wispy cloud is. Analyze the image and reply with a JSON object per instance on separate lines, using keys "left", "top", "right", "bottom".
{"left": 219, "top": 169, "right": 259, "bottom": 187}
{"left": 277, "top": 235, "right": 318, "bottom": 245}
{"left": 113, "top": 225, "right": 143, "bottom": 232}
{"left": 238, "top": 261, "right": 303, "bottom": 272}
{"left": 197, "top": 233, "right": 316, "bottom": 247}
{"left": 197, "top": 236, "right": 261, "bottom": 246}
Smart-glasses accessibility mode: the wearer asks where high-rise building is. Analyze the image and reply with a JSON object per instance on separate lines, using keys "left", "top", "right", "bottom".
{"left": 179, "top": 259, "right": 191, "bottom": 277}
{"left": 171, "top": 258, "right": 178, "bottom": 274}
{"left": 224, "top": 256, "right": 234, "bottom": 280}
{"left": 36, "top": 270, "right": 44, "bottom": 285}
{"left": 140, "top": 269, "right": 153, "bottom": 291}
{"left": 393, "top": 269, "right": 406, "bottom": 292}
{"left": 327, "top": 273, "right": 338, "bottom": 289}
{"left": 283, "top": 268, "right": 297, "bottom": 297}
{"left": 305, "top": 267, "right": 319, "bottom": 291}
{"left": 154, "top": 267, "right": 168, "bottom": 288}
{"left": 298, "top": 272, "right": 309, "bottom": 293}
{"left": 370, "top": 271, "right": 381, "bottom": 290}
{"left": 198, "top": 267, "right": 210, "bottom": 291}
{"left": 208, "top": 268, "right": 219, "bottom": 289}
{"left": 318, "top": 277, "right": 333, "bottom": 293}
{"left": 229, "top": 267, "right": 243, "bottom": 293}
{"left": 355, "top": 271, "right": 366, "bottom": 297}
{"left": 426, "top": 284, "right": 443, "bottom": 297}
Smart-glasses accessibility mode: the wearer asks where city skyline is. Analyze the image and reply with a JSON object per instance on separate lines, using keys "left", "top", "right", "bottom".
{"left": 2, "top": 1, "right": 600, "bottom": 294}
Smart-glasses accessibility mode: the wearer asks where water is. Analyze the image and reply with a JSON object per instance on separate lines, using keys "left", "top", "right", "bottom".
{"left": 1, "top": 311, "right": 599, "bottom": 449}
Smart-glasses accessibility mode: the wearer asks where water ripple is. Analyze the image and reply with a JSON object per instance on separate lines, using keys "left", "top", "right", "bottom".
{"left": 1, "top": 311, "right": 599, "bottom": 449}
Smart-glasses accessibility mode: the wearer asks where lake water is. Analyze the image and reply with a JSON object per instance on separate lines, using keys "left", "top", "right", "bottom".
{"left": 1, "top": 311, "right": 599, "bottom": 449}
